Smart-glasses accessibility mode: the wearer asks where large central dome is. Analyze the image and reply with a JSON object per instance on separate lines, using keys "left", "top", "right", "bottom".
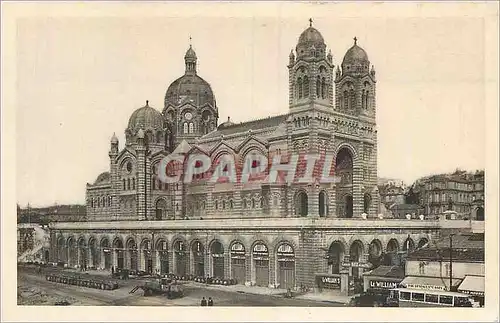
{"left": 164, "top": 45, "right": 216, "bottom": 108}
{"left": 165, "top": 74, "right": 215, "bottom": 107}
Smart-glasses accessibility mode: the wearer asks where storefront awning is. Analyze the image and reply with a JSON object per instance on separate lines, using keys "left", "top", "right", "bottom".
{"left": 400, "top": 276, "right": 462, "bottom": 291}
{"left": 458, "top": 275, "right": 484, "bottom": 297}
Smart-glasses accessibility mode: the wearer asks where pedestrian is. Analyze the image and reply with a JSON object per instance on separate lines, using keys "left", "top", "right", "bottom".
{"left": 111, "top": 266, "right": 115, "bottom": 275}
{"left": 208, "top": 297, "right": 213, "bottom": 306}
{"left": 200, "top": 297, "right": 207, "bottom": 306}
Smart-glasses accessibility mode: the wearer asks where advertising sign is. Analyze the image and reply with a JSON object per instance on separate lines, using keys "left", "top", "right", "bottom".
{"left": 317, "top": 275, "right": 341, "bottom": 289}
{"left": 369, "top": 280, "right": 400, "bottom": 289}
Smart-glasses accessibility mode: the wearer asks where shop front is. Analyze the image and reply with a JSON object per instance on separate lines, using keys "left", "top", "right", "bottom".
{"left": 457, "top": 275, "right": 484, "bottom": 307}
{"left": 363, "top": 265, "right": 405, "bottom": 294}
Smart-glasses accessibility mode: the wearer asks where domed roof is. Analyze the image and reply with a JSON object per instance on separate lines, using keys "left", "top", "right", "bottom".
{"left": 295, "top": 20, "right": 327, "bottom": 59}
{"left": 185, "top": 45, "right": 197, "bottom": 60}
{"left": 165, "top": 74, "right": 215, "bottom": 107}
{"left": 298, "top": 26, "right": 325, "bottom": 46}
{"left": 127, "top": 101, "right": 164, "bottom": 132}
{"left": 94, "top": 172, "right": 110, "bottom": 185}
{"left": 341, "top": 38, "right": 370, "bottom": 73}
{"left": 218, "top": 116, "right": 235, "bottom": 129}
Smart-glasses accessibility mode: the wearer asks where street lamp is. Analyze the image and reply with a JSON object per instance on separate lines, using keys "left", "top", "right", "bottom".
{"left": 449, "top": 233, "right": 454, "bottom": 291}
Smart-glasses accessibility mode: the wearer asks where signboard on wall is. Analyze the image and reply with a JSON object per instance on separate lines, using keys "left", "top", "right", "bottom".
{"left": 341, "top": 262, "right": 372, "bottom": 269}
{"left": 369, "top": 280, "right": 400, "bottom": 289}
{"left": 316, "top": 275, "right": 341, "bottom": 289}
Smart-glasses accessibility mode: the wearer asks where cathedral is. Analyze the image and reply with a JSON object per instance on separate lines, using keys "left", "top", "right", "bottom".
{"left": 49, "top": 21, "right": 439, "bottom": 294}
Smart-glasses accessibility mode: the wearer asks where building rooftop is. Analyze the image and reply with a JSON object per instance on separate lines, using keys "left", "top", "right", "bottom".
{"left": 406, "top": 247, "right": 484, "bottom": 263}
{"left": 364, "top": 265, "right": 405, "bottom": 279}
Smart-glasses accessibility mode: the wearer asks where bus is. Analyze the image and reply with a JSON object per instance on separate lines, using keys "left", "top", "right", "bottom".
{"left": 389, "top": 288, "right": 475, "bottom": 307}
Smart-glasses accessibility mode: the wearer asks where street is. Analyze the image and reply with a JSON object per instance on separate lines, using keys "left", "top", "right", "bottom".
{"left": 17, "top": 267, "right": 343, "bottom": 307}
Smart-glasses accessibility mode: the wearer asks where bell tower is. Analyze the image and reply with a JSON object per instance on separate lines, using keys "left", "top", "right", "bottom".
{"left": 288, "top": 19, "right": 334, "bottom": 111}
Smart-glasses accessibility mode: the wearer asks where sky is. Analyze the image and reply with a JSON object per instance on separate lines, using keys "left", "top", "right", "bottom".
{"left": 15, "top": 6, "right": 487, "bottom": 207}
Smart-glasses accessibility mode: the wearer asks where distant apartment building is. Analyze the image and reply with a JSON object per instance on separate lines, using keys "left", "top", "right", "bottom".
{"left": 377, "top": 179, "right": 407, "bottom": 206}
{"left": 413, "top": 170, "right": 484, "bottom": 220}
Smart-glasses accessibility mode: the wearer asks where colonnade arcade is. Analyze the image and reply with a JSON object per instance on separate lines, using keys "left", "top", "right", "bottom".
{"left": 53, "top": 232, "right": 430, "bottom": 288}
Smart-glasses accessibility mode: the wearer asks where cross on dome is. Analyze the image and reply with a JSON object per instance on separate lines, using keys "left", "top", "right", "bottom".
{"left": 309, "top": 18, "right": 313, "bottom": 27}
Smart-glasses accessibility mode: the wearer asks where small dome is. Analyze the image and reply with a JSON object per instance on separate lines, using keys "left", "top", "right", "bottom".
{"left": 218, "top": 116, "right": 235, "bottom": 129}
{"left": 298, "top": 27, "right": 325, "bottom": 46}
{"left": 127, "top": 101, "right": 164, "bottom": 132}
{"left": 94, "top": 172, "right": 110, "bottom": 185}
{"left": 185, "top": 45, "right": 197, "bottom": 60}
{"left": 341, "top": 38, "right": 370, "bottom": 74}
{"left": 295, "top": 20, "right": 326, "bottom": 59}
{"left": 110, "top": 132, "right": 118, "bottom": 144}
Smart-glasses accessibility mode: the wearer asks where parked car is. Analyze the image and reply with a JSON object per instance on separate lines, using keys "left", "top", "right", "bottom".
{"left": 349, "top": 292, "right": 396, "bottom": 307}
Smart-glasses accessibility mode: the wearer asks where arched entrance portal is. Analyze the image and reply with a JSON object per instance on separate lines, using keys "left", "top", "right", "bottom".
{"left": 211, "top": 241, "right": 225, "bottom": 278}
{"left": 191, "top": 240, "right": 205, "bottom": 277}
{"left": 101, "top": 238, "right": 111, "bottom": 270}
{"left": 113, "top": 238, "right": 124, "bottom": 269}
{"left": 368, "top": 239, "right": 383, "bottom": 267}
{"left": 126, "top": 238, "right": 138, "bottom": 271}
{"left": 276, "top": 243, "right": 295, "bottom": 289}
{"left": 156, "top": 240, "right": 169, "bottom": 274}
{"left": 141, "top": 239, "right": 153, "bottom": 273}
{"left": 295, "top": 191, "right": 308, "bottom": 216}
{"left": 230, "top": 242, "right": 246, "bottom": 284}
{"left": 349, "top": 240, "right": 364, "bottom": 279}
{"left": 319, "top": 191, "right": 327, "bottom": 217}
{"left": 417, "top": 238, "right": 429, "bottom": 249}
{"left": 386, "top": 239, "right": 399, "bottom": 266}
{"left": 327, "top": 241, "right": 344, "bottom": 274}
{"left": 476, "top": 207, "right": 484, "bottom": 221}
{"left": 335, "top": 147, "right": 354, "bottom": 218}
{"left": 174, "top": 240, "right": 187, "bottom": 276}
{"left": 253, "top": 243, "right": 269, "bottom": 287}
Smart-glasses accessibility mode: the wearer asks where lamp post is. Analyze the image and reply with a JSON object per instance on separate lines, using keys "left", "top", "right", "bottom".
{"left": 449, "top": 234, "right": 454, "bottom": 291}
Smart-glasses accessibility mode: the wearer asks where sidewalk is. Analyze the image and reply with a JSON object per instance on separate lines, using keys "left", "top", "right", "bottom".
{"left": 186, "top": 281, "right": 286, "bottom": 296}
{"left": 295, "top": 291, "right": 354, "bottom": 305}
{"left": 186, "top": 281, "right": 354, "bottom": 304}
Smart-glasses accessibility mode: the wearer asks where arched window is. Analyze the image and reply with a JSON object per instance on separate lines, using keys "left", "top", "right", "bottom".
{"left": 97, "top": 197, "right": 101, "bottom": 208}
{"left": 361, "top": 91, "right": 366, "bottom": 109}
{"left": 297, "top": 77, "right": 303, "bottom": 99}
{"left": 343, "top": 90, "right": 348, "bottom": 109}
{"left": 222, "top": 200, "right": 226, "bottom": 209}
{"left": 91, "top": 198, "right": 94, "bottom": 208}
{"left": 152, "top": 177, "right": 156, "bottom": 190}
{"left": 122, "top": 179, "right": 126, "bottom": 190}
{"left": 350, "top": 89, "right": 355, "bottom": 109}
{"left": 132, "top": 177, "right": 135, "bottom": 190}
{"left": 229, "top": 200, "right": 234, "bottom": 209}
{"left": 321, "top": 77, "right": 326, "bottom": 99}
{"left": 303, "top": 76, "right": 309, "bottom": 98}
{"left": 243, "top": 199, "right": 247, "bottom": 209}
{"left": 365, "top": 90, "right": 369, "bottom": 109}
{"left": 127, "top": 178, "right": 130, "bottom": 190}
{"left": 183, "top": 122, "right": 188, "bottom": 134}
{"left": 319, "top": 191, "right": 327, "bottom": 216}
{"left": 215, "top": 200, "right": 218, "bottom": 210}
{"left": 316, "top": 76, "right": 321, "bottom": 97}
{"left": 251, "top": 199, "right": 255, "bottom": 208}
{"left": 189, "top": 122, "right": 194, "bottom": 134}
